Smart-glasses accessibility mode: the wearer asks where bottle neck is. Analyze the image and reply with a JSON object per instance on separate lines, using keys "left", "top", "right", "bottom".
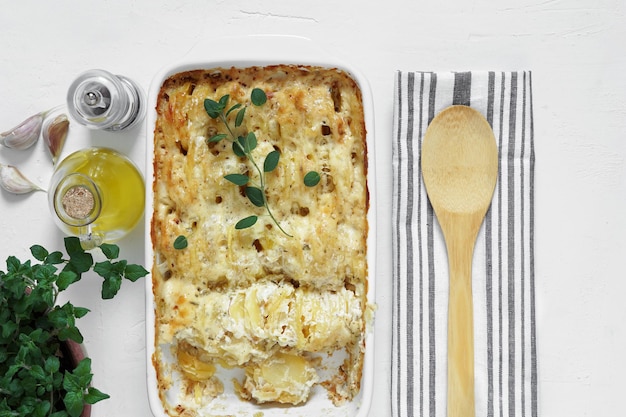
{"left": 53, "top": 173, "right": 102, "bottom": 227}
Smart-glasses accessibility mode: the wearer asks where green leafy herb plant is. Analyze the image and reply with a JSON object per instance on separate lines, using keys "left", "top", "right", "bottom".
{"left": 203, "top": 88, "right": 320, "bottom": 237}
{"left": 0, "top": 237, "right": 148, "bottom": 417}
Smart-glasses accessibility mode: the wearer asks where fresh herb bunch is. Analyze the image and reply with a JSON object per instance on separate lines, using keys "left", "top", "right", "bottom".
{"left": 204, "top": 88, "right": 320, "bottom": 237}
{"left": 0, "top": 236, "right": 148, "bottom": 417}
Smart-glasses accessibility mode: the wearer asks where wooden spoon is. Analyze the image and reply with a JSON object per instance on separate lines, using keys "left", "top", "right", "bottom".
{"left": 421, "top": 105, "right": 498, "bottom": 417}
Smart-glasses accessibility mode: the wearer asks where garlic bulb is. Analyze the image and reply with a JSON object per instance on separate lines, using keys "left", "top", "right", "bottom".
{"left": 0, "top": 163, "right": 45, "bottom": 194}
{"left": 0, "top": 112, "right": 44, "bottom": 150}
{"left": 43, "top": 113, "right": 70, "bottom": 164}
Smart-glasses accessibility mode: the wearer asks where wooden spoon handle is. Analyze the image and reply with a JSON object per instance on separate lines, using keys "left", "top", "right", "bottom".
{"left": 446, "top": 231, "right": 476, "bottom": 417}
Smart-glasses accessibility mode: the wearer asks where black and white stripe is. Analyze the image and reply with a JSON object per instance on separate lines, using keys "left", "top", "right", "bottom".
{"left": 391, "top": 71, "right": 537, "bottom": 417}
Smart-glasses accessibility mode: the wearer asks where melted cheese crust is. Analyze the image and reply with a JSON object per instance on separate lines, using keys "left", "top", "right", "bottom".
{"left": 151, "top": 65, "right": 368, "bottom": 413}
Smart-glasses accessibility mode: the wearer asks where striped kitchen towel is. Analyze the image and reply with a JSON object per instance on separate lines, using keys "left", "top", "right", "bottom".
{"left": 391, "top": 71, "right": 537, "bottom": 417}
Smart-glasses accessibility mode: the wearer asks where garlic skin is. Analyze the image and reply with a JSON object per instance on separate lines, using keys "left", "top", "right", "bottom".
{"left": 0, "top": 112, "right": 44, "bottom": 150}
{"left": 43, "top": 114, "right": 70, "bottom": 164}
{"left": 0, "top": 163, "right": 45, "bottom": 194}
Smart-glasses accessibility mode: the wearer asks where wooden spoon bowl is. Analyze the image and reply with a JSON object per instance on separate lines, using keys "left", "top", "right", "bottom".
{"left": 421, "top": 105, "right": 498, "bottom": 417}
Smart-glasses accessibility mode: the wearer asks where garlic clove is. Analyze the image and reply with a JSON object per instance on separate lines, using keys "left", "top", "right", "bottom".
{"left": 0, "top": 112, "right": 44, "bottom": 150}
{"left": 0, "top": 163, "right": 45, "bottom": 194}
{"left": 43, "top": 113, "right": 70, "bottom": 164}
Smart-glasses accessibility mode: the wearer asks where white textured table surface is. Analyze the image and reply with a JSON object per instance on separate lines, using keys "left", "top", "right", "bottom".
{"left": 2, "top": 1, "right": 625, "bottom": 416}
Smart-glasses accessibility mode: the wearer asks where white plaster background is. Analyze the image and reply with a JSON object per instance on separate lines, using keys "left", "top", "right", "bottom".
{"left": 1, "top": 0, "right": 625, "bottom": 416}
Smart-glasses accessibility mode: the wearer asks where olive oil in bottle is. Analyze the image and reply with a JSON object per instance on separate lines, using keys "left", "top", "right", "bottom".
{"left": 49, "top": 147, "right": 145, "bottom": 249}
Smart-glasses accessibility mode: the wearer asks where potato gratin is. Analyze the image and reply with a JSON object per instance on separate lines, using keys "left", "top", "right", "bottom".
{"left": 150, "top": 65, "right": 370, "bottom": 415}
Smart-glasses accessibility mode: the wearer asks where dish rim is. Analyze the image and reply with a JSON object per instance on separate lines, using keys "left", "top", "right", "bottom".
{"left": 144, "top": 34, "right": 376, "bottom": 417}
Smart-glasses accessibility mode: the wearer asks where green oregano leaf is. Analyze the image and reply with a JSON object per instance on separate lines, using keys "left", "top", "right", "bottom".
{"left": 233, "top": 138, "right": 246, "bottom": 157}
{"left": 30, "top": 245, "right": 48, "bottom": 261}
{"left": 225, "top": 103, "right": 242, "bottom": 117}
{"left": 224, "top": 173, "right": 250, "bottom": 186}
{"left": 30, "top": 364, "right": 47, "bottom": 381}
{"left": 99, "top": 243, "right": 119, "bottom": 260}
{"left": 235, "top": 215, "right": 258, "bottom": 229}
{"left": 264, "top": 150, "right": 280, "bottom": 172}
{"left": 123, "top": 264, "right": 149, "bottom": 282}
{"left": 45, "top": 251, "right": 64, "bottom": 265}
{"left": 84, "top": 387, "right": 110, "bottom": 405}
{"left": 218, "top": 94, "right": 230, "bottom": 108}
{"left": 5, "top": 255, "right": 22, "bottom": 274}
{"left": 73, "top": 357, "right": 93, "bottom": 381}
{"left": 251, "top": 88, "right": 267, "bottom": 106}
{"left": 304, "top": 171, "right": 321, "bottom": 187}
{"left": 93, "top": 260, "right": 128, "bottom": 299}
{"left": 58, "top": 326, "right": 83, "bottom": 344}
{"left": 33, "top": 400, "right": 51, "bottom": 417}
{"left": 173, "top": 235, "right": 188, "bottom": 250}
{"left": 63, "top": 237, "right": 83, "bottom": 257}
{"left": 208, "top": 133, "right": 227, "bottom": 143}
{"left": 204, "top": 98, "right": 224, "bottom": 119}
{"left": 73, "top": 307, "right": 90, "bottom": 319}
{"left": 92, "top": 261, "right": 113, "bottom": 277}
{"left": 235, "top": 106, "right": 246, "bottom": 127}
{"left": 100, "top": 273, "right": 122, "bottom": 300}
{"left": 44, "top": 356, "right": 60, "bottom": 374}
{"left": 244, "top": 131, "right": 257, "bottom": 152}
{"left": 65, "top": 237, "right": 93, "bottom": 275}
{"left": 47, "top": 307, "right": 69, "bottom": 328}
{"left": 56, "top": 271, "right": 79, "bottom": 291}
{"left": 245, "top": 187, "right": 265, "bottom": 207}
{"left": 63, "top": 391, "right": 85, "bottom": 417}
{"left": 41, "top": 286, "right": 55, "bottom": 307}
{"left": 62, "top": 369, "right": 81, "bottom": 392}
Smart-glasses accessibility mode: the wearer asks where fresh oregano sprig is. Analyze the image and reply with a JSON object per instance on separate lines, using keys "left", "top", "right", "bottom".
{"left": 30, "top": 236, "right": 149, "bottom": 300}
{"left": 172, "top": 88, "right": 321, "bottom": 248}
{"left": 204, "top": 88, "right": 288, "bottom": 235}
{"left": 204, "top": 88, "right": 317, "bottom": 237}
{"left": 0, "top": 236, "right": 148, "bottom": 417}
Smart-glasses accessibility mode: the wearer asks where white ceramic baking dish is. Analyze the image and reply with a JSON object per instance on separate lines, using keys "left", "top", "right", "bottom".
{"left": 144, "top": 35, "right": 376, "bottom": 417}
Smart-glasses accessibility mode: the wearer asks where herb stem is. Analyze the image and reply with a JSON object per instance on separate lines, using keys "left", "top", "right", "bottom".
{"left": 221, "top": 109, "right": 291, "bottom": 237}
{"left": 220, "top": 113, "right": 238, "bottom": 141}
{"left": 264, "top": 197, "right": 293, "bottom": 237}
{"left": 249, "top": 153, "right": 292, "bottom": 237}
